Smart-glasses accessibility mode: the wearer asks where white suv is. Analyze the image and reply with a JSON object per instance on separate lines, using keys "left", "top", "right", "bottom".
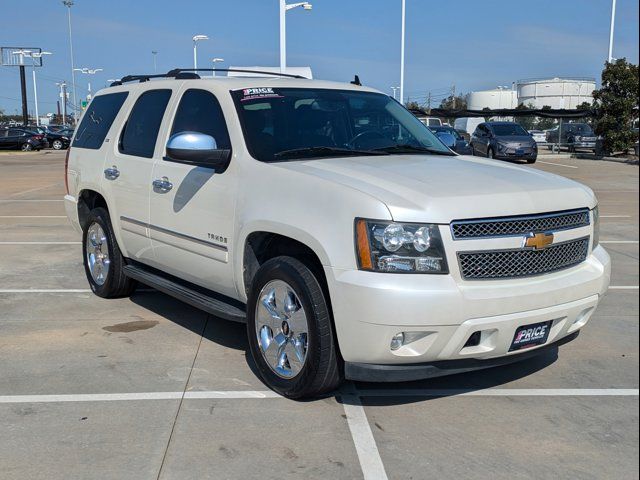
{"left": 64, "top": 70, "right": 610, "bottom": 398}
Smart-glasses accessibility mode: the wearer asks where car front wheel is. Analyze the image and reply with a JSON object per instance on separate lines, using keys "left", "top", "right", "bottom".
{"left": 82, "top": 207, "right": 136, "bottom": 298}
{"left": 247, "top": 256, "right": 342, "bottom": 399}
{"left": 52, "top": 139, "right": 63, "bottom": 150}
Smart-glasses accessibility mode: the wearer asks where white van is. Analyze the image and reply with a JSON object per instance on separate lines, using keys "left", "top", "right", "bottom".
{"left": 455, "top": 117, "right": 485, "bottom": 135}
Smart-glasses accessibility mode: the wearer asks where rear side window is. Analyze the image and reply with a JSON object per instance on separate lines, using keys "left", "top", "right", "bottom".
{"left": 73, "top": 92, "right": 128, "bottom": 149}
{"left": 119, "top": 89, "right": 172, "bottom": 158}
{"left": 170, "top": 89, "right": 231, "bottom": 149}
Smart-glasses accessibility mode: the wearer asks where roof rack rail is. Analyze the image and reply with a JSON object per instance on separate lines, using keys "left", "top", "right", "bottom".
{"left": 110, "top": 68, "right": 307, "bottom": 86}
{"left": 167, "top": 68, "right": 308, "bottom": 79}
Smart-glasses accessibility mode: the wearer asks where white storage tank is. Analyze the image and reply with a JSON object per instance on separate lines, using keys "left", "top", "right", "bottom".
{"left": 517, "top": 77, "right": 595, "bottom": 109}
{"left": 466, "top": 88, "right": 518, "bottom": 110}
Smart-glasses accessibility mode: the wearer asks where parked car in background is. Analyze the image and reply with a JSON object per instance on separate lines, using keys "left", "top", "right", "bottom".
{"left": 470, "top": 122, "right": 537, "bottom": 163}
{"left": 429, "top": 125, "right": 473, "bottom": 154}
{"left": 418, "top": 117, "right": 442, "bottom": 127}
{"left": 0, "top": 128, "right": 48, "bottom": 151}
{"left": 545, "top": 123, "right": 597, "bottom": 152}
{"left": 454, "top": 117, "right": 485, "bottom": 137}
{"left": 45, "top": 128, "right": 73, "bottom": 150}
{"left": 528, "top": 130, "right": 547, "bottom": 144}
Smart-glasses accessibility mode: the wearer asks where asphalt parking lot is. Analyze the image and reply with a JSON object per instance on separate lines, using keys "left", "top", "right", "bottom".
{"left": 0, "top": 150, "right": 638, "bottom": 480}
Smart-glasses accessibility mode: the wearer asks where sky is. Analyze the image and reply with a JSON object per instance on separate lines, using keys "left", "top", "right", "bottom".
{"left": 0, "top": 0, "right": 638, "bottom": 116}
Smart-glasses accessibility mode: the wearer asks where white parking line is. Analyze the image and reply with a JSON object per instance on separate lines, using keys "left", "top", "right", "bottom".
{"left": 600, "top": 215, "right": 632, "bottom": 218}
{"left": 0, "top": 391, "right": 280, "bottom": 404}
{"left": 341, "top": 393, "right": 389, "bottom": 480}
{"left": 356, "top": 388, "right": 639, "bottom": 397}
{"left": 0, "top": 199, "right": 63, "bottom": 202}
{"left": 609, "top": 286, "right": 639, "bottom": 290}
{"left": 0, "top": 215, "right": 67, "bottom": 218}
{"left": 600, "top": 240, "right": 639, "bottom": 244}
{"left": 538, "top": 161, "right": 578, "bottom": 169}
{"left": 0, "top": 289, "right": 92, "bottom": 293}
{"left": 0, "top": 388, "right": 636, "bottom": 404}
{"left": 0, "top": 242, "right": 80, "bottom": 245}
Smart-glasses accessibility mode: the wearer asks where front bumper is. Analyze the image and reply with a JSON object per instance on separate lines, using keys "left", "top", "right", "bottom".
{"left": 325, "top": 245, "right": 610, "bottom": 370}
{"left": 572, "top": 142, "right": 596, "bottom": 149}
{"left": 345, "top": 332, "right": 578, "bottom": 382}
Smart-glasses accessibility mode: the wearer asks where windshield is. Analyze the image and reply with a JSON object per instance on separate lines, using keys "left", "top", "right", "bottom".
{"left": 492, "top": 124, "right": 528, "bottom": 136}
{"left": 567, "top": 124, "right": 594, "bottom": 135}
{"left": 232, "top": 88, "right": 453, "bottom": 162}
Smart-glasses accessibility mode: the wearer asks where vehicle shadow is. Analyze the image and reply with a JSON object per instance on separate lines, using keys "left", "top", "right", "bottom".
{"left": 129, "top": 289, "right": 564, "bottom": 406}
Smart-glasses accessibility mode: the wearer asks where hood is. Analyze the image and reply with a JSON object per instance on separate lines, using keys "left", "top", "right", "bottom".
{"left": 275, "top": 155, "right": 596, "bottom": 223}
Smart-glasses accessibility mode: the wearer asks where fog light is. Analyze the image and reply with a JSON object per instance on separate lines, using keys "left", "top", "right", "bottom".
{"left": 390, "top": 332, "right": 405, "bottom": 351}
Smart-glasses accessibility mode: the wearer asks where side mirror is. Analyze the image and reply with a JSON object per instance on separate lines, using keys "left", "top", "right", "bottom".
{"left": 165, "top": 131, "right": 231, "bottom": 172}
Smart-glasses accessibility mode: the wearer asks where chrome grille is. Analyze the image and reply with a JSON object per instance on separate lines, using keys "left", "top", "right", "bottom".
{"left": 458, "top": 237, "right": 589, "bottom": 280}
{"left": 451, "top": 209, "right": 590, "bottom": 239}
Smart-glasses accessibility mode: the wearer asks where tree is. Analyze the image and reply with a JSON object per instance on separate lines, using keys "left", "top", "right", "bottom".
{"left": 405, "top": 101, "right": 422, "bottom": 111}
{"left": 439, "top": 94, "right": 467, "bottom": 111}
{"left": 536, "top": 106, "right": 556, "bottom": 131}
{"left": 592, "top": 58, "right": 639, "bottom": 154}
{"left": 514, "top": 103, "right": 536, "bottom": 131}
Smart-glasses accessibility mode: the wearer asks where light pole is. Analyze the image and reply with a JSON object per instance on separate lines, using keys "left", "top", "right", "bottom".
{"left": 211, "top": 58, "right": 224, "bottom": 77}
{"left": 608, "top": 0, "right": 617, "bottom": 63}
{"left": 152, "top": 51, "right": 158, "bottom": 72}
{"left": 23, "top": 51, "right": 53, "bottom": 126}
{"left": 192, "top": 35, "right": 209, "bottom": 71}
{"left": 74, "top": 68, "right": 103, "bottom": 102}
{"left": 400, "top": 0, "right": 406, "bottom": 105}
{"left": 279, "top": 1, "right": 313, "bottom": 74}
{"left": 391, "top": 86, "right": 400, "bottom": 100}
{"left": 56, "top": 82, "right": 67, "bottom": 125}
{"left": 62, "top": 0, "right": 77, "bottom": 121}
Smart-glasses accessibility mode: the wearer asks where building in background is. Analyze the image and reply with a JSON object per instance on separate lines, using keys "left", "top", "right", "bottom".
{"left": 516, "top": 77, "right": 595, "bottom": 109}
{"left": 466, "top": 77, "right": 596, "bottom": 110}
{"left": 467, "top": 88, "right": 518, "bottom": 110}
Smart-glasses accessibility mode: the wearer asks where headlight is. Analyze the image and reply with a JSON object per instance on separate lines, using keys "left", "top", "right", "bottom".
{"left": 355, "top": 219, "right": 448, "bottom": 273}
{"left": 592, "top": 206, "right": 600, "bottom": 248}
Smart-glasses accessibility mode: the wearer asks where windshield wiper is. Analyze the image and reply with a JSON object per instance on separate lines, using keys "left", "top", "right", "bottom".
{"left": 374, "top": 144, "right": 454, "bottom": 156}
{"left": 273, "top": 146, "right": 388, "bottom": 160}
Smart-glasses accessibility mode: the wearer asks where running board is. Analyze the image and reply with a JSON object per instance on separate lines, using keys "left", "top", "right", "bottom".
{"left": 123, "top": 264, "right": 246, "bottom": 323}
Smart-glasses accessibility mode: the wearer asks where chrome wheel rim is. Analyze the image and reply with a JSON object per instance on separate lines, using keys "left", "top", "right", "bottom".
{"left": 255, "top": 279, "right": 309, "bottom": 379}
{"left": 85, "top": 222, "right": 110, "bottom": 286}
{"left": 53, "top": 140, "right": 62, "bottom": 149}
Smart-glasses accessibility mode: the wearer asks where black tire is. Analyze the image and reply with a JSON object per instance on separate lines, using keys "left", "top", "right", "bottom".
{"left": 487, "top": 148, "right": 495, "bottom": 159}
{"left": 52, "top": 139, "right": 63, "bottom": 150}
{"left": 471, "top": 145, "right": 477, "bottom": 156}
{"left": 82, "top": 207, "right": 136, "bottom": 298}
{"left": 247, "top": 256, "right": 343, "bottom": 399}
{"left": 526, "top": 158, "right": 536, "bottom": 164}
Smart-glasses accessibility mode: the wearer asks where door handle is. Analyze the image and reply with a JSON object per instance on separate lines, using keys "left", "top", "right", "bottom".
{"left": 104, "top": 166, "right": 120, "bottom": 180}
{"left": 152, "top": 177, "right": 173, "bottom": 193}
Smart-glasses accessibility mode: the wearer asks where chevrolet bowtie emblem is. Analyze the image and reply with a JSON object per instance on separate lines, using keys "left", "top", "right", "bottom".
{"left": 524, "top": 232, "right": 554, "bottom": 250}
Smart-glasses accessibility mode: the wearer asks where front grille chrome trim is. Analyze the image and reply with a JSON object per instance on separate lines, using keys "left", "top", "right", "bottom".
{"left": 458, "top": 237, "right": 590, "bottom": 280}
{"left": 450, "top": 209, "right": 590, "bottom": 240}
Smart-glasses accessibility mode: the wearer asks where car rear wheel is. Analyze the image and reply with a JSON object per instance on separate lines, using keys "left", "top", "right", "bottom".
{"left": 52, "top": 139, "right": 64, "bottom": 150}
{"left": 82, "top": 207, "right": 136, "bottom": 298}
{"left": 20, "top": 143, "right": 32, "bottom": 152}
{"left": 487, "top": 148, "right": 495, "bottom": 159}
{"left": 247, "top": 256, "right": 342, "bottom": 399}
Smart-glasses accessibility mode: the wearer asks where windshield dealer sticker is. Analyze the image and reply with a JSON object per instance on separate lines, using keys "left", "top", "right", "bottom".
{"left": 240, "top": 87, "right": 283, "bottom": 102}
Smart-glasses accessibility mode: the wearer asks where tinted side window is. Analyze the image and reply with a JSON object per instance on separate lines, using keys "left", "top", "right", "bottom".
{"left": 170, "top": 89, "right": 231, "bottom": 149}
{"left": 73, "top": 92, "right": 128, "bottom": 149}
{"left": 119, "top": 89, "right": 172, "bottom": 158}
